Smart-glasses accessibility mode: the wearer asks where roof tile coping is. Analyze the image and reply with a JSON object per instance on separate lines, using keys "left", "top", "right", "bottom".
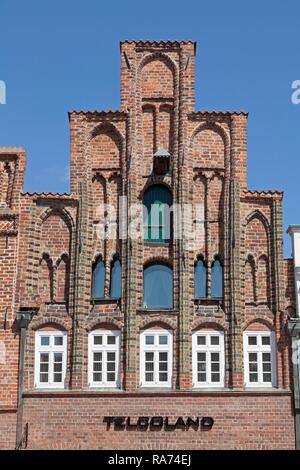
{"left": 21, "top": 192, "right": 77, "bottom": 200}
{"left": 120, "top": 40, "right": 196, "bottom": 52}
{"left": 68, "top": 110, "right": 128, "bottom": 120}
{"left": 189, "top": 111, "right": 249, "bottom": 117}
{"left": 0, "top": 147, "right": 26, "bottom": 153}
{"left": 242, "top": 190, "right": 283, "bottom": 198}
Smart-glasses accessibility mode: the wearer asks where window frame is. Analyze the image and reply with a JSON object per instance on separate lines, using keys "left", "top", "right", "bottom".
{"left": 34, "top": 330, "right": 67, "bottom": 389}
{"left": 192, "top": 330, "right": 225, "bottom": 388}
{"left": 140, "top": 329, "right": 173, "bottom": 388}
{"left": 243, "top": 330, "right": 277, "bottom": 388}
{"left": 88, "top": 329, "right": 121, "bottom": 388}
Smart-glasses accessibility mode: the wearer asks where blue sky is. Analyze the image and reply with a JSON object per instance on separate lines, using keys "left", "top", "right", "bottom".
{"left": 0, "top": 0, "right": 299, "bottom": 256}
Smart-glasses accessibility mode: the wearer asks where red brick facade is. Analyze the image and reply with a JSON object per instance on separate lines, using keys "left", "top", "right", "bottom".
{"left": 0, "top": 40, "right": 296, "bottom": 450}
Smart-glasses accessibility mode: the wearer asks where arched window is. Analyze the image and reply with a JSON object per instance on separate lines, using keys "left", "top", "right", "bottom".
{"left": 211, "top": 257, "right": 223, "bottom": 299}
{"left": 92, "top": 257, "right": 105, "bottom": 299}
{"left": 110, "top": 258, "right": 122, "bottom": 299}
{"left": 143, "top": 263, "right": 173, "bottom": 309}
{"left": 143, "top": 185, "right": 172, "bottom": 243}
{"left": 194, "top": 256, "right": 207, "bottom": 299}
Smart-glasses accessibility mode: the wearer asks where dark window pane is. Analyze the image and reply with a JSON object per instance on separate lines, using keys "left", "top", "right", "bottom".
{"left": 41, "top": 336, "right": 50, "bottom": 346}
{"left": 94, "top": 335, "right": 102, "bottom": 345}
{"left": 92, "top": 258, "right": 105, "bottom": 299}
{"left": 145, "top": 336, "right": 154, "bottom": 345}
{"left": 107, "top": 373, "right": 115, "bottom": 382}
{"left": 159, "top": 373, "right": 168, "bottom": 382}
{"left": 210, "top": 336, "right": 220, "bottom": 346}
{"left": 194, "top": 259, "right": 206, "bottom": 299}
{"left": 159, "top": 335, "right": 168, "bottom": 345}
{"left": 263, "top": 373, "right": 272, "bottom": 382}
{"left": 54, "top": 336, "right": 63, "bottom": 346}
{"left": 211, "top": 259, "right": 223, "bottom": 299}
{"left": 110, "top": 260, "right": 122, "bottom": 299}
{"left": 262, "top": 336, "right": 270, "bottom": 346}
{"left": 197, "top": 336, "right": 206, "bottom": 346}
{"left": 107, "top": 352, "right": 115, "bottom": 362}
{"left": 249, "top": 373, "right": 258, "bottom": 382}
{"left": 248, "top": 336, "right": 257, "bottom": 346}
{"left": 143, "top": 185, "right": 172, "bottom": 243}
{"left": 94, "top": 352, "right": 102, "bottom": 362}
{"left": 107, "top": 335, "right": 116, "bottom": 345}
{"left": 211, "top": 373, "right": 220, "bottom": 382}
{"left": 143, "top": 264, "right": 173, "bottom": 309}
{"left": 93, "top": 373, "right": 102, "bottom": 382}
{"left": 54, "top": 373, "right": 62, "bottom": 383}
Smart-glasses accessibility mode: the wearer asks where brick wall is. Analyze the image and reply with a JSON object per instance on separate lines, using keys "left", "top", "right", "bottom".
{"left": 21, "top": 393, "right": 294, "bottom": 450}
{"left": 0, "top": 40, "right": 296, "bottom": 450}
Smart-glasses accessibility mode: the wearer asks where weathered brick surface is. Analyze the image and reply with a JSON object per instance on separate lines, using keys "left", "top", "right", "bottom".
{"left": 0, "top": 40, "right": 296, "bottom": 450}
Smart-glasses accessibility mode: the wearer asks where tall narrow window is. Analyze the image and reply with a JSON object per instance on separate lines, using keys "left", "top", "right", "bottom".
{"left": 140, "top": 329, "right": 173, "bottom": 387}
{"left": 194, "top": 256, "right": 207, "bottom": 299}
{"left": 192, "top": 331, "right": 225, "bottom": 388}
{"left": 92, "top": 257, "right": 105, "bottom": 299}
{"left": 143, "top": 185, "right": 172, "bottom": 243}
{"left": 211, "top": 257, "right": 223, "bottom": 299}
{"left": 243, "top": 331, "right": 276, "bottom": 387}
{"left": 110, "top": 258, "right": 122, "bottom": 299}
{"left": 143, "top": 263, "right": 173, "bottom": 309}
{"left": 35, "top": 331, "right": 67, "bottom": 389}
{"left": 88, "top": 330, "right": 120, "bottom": 388}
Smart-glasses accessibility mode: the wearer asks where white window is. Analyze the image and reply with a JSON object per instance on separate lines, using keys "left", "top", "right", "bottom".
{"left": 140, "top": 329, "right": 172, "bottom": 388}
{"left": 243, "top": 331, "right": 276, "bottom": 387}
{"left": 192, "top": 331, "right": 225, "bottom": 388}
{"left": 35, "top": 331, "right": 67, "bottom": 389}
{"left": 88, "top": 330, "right": 120, "bottom": 388}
